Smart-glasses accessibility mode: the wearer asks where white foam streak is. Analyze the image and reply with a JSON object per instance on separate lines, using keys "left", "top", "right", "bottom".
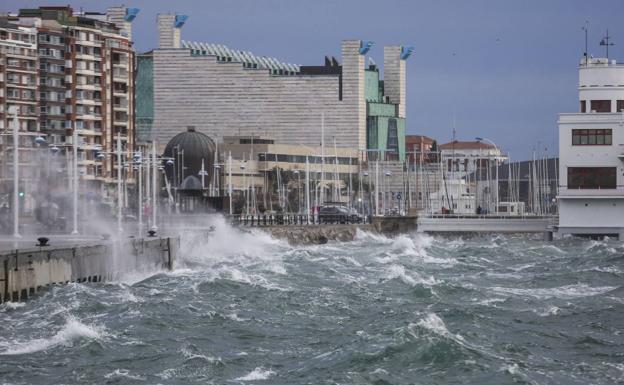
{"left": 491, "top": 284, "right": 617, "bottom": 300}
{"left": 104, "top": 369, "right": 146, "bottom": 381}
{"left": 414, "top": 312, "right": 464, "bottom": 342}
{"left": 235, "top": 367, "right": 275, "bottom": 381}
{"left": 385, "top": 264, "right": 438, "bottom": 287}
{"left": 0, "top": 316, "right": 104, "bottom": 355}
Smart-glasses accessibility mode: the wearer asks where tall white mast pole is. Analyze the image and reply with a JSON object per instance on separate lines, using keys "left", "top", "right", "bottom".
{"left": 138, "top": 149, "right": 143, "bottom": 234}
{"left": 321, "top": 112, "right": 325, "bottom": 205}
{"left": 228, "top": 151, "right": 233, "bottom": 215}
{"left": 151, "top": 141, "right": 158, "bottom": 230}
{"left": 116, "top": 132, "right": 123, "bottom": 233}
{"left": 201, "top": 158, "right": 205, "bottom": 190}
{"left": 305, "top": 155, "right": 310, "bottom": 223}
{"left": 375, "top": 159, "right": 379, "bottom": 216}
{"left": 71, "top": 125, "right": 79, "bottom": 234}
{"left": 11, "top": 110, "right": 20, "bottom": 238}
{"left": 145, "top": 147, "right": 151, "bottom": 228}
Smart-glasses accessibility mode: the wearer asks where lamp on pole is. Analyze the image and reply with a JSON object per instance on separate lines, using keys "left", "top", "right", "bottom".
{"left": 133, "top": 150, "right": 143, "bottom": 234}
{"left": 475, "top": 137, "right": 500, "bottom": 214}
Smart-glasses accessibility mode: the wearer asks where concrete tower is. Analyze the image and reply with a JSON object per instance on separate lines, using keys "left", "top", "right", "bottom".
{"left": 341, "top": 40, "right": 367, "bottom": 150}
{"left": 106, "top": 6, "right": 139, "bottom": 41}
{"left": 384, "top": 45, "right": 411, "bottom": 118}
{"left": 158, "top": 13, "right": 187, "bottom": 49}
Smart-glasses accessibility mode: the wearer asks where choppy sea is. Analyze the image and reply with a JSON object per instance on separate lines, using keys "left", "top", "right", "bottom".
{"left": 1, "top": 220, "right": 623, "bottom": 384}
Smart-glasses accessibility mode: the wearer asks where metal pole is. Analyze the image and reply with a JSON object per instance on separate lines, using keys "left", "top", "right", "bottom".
{"left": 11, "top": 110, "right": 20, "bottom": 238}
{"left": 151, "top": 141, "right": 157, "bottom": 230}
{"left": 321, "top": 112, "right": 325, "bottom": 204}
{"left": 305, "top": 155, "right": 310, "bottom": 223}
{"left": 201, "top": 158, "right": 205, "bottom": 190}
{"left": 146, "top": 148, "right": 151, "bottom": 228}
{"left": 297, "top": 171, "right": 301, "bottom": 213}
{"left": 138, "top": 150, "right": 143, "bottom": 234}
{"left": 117, "top": 132, "right": 123, "bottom": 233}
{"left": 375, "top": 159, "right": 379, "bottom": 216}
{"left": 228, "top": 151, "right": 233, "bottom": 215}
{"left": 71, "top": 127, "right": 79, "bottom": 234}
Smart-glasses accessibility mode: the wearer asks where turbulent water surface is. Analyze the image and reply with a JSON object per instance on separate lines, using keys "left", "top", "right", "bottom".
{"left": 1, "top": 223, "right": 624, "bottom": 384}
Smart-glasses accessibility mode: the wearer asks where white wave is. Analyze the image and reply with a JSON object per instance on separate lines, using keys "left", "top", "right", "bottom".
{"left": 414, "top": 312, "right": 464, "bottom": 342}
{"left": 536, "top": 306, "right": 561, "bottom": 317}
{"left": 235, "top": 367, "right": 275, "bottom": 381}
{"left": 354, "top": 229, "right": 393, "bottom": 243}
{"left": 179, "top": 216, "right": 286, "bottom": 267}
{"left": 225, "top": 312, "right": 248, "bottom": 322}
{"left": 1, "top": 302, "right": 26, "bottom": 311}
{"left": 336, "top": 255, "right": 362, "bottom": 267}
{"left": 0, "top": 316, "right": 105, "bottom": 355}
{"left": 500, "top": 363, "right": 521, "bottom": 375}
{"left": 180, "top": 347, "right": 220, "bottom": 363}
{"left": 385, "top": 264, "right": 438, "bottom": 287}
{"left": 203, "top": 266, "right": 287, "bottom": 291}
{"left": 104, "top": 369, "right": 146, "bottom": 381}
{"left": 490, "top": 284, "right": 617, "bottom": 300}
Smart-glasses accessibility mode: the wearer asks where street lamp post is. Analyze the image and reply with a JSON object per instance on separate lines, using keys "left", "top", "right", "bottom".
{"left": 134, "top": 150, "right": 143, "bottom": 234}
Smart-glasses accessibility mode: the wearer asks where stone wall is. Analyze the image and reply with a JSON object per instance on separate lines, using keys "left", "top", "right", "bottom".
{"left": 0, "top": 237, "right": 179, "bottom": 303}
{"left": 261, "top": 224, "right": 375, "bottom": 245}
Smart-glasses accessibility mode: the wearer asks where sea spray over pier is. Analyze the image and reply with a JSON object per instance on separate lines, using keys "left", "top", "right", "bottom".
{"left": 0, "top": 223, "right": 623, "bottom": 384}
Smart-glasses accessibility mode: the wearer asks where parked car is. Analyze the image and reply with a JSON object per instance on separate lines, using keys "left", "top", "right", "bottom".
{"left": 318, "top": 205, "right": 362, "bottom": 224}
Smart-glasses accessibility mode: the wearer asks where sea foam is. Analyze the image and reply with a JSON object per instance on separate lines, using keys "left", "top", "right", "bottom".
{"left": 235, "top": 367, "right": 275, "bottom": 381}
{"left": 0, "top": 316, "right": 104, "bottom": 355}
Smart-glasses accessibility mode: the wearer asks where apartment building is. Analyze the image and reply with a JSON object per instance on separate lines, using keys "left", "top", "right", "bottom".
{"left": 0, "top": 20, "right": 40, "bottom": 212}
{"left": 558, "top": 57, "right": 624, "bottom": 238}
{"left": 0, "top": 6, "right": 138, "bottom": 212}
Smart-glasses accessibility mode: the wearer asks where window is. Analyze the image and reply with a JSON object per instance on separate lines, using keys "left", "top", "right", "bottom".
{"left": 580, "top": 100, "right": 586, "bottom": 113}
{"left": 572, "top": 129, "right": 612, "bottom": 145}
{"left": 568, "top": 167, "right": 616, "bottom": 189}
{"left": 590, "top": 100, "right": 611, "bottom": 113}
{"left": 618, "top": 100, "right": 624, "bottom": 112}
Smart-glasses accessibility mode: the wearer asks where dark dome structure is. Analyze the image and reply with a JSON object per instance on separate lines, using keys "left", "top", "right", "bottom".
{"left": 163, "top": 126, "right": 216, "bottom": 188}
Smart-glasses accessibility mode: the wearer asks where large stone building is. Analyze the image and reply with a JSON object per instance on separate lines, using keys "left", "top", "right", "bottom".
{"left": 137, "top": 13, "right": 411, "bottom": 161}
{"left": 0, "top": 6, "right": 138, "bottom": 214}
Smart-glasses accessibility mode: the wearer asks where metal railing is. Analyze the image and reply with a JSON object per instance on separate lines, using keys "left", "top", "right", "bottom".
{"left": 423, "top": 213, "right": 556, "bottom": 220}
{"left": 229, "top": 213, "right": 369, "bottom": 227}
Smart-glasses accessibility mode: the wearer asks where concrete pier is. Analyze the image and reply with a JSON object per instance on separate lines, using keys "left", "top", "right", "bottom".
{"left": 0, "top": 236, "right": 179, "bottom": 303}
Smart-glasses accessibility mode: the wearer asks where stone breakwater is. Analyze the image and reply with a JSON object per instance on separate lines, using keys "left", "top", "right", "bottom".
{"left": 261, "top": 224, "right": 374, "bottom": 245}
{"left": 0, "top": 236, "right": 179, "bottom": 303}
{"left": 257, "top": 217, "right": 418, "bottom": 245}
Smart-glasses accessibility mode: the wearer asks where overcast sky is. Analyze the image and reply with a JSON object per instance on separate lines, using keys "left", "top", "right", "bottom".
{"left": 4, "top": 0, "right": 623, "bottom": 160}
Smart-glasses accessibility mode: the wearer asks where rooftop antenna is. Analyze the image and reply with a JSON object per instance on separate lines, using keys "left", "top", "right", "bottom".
{"left": 582, "top": 21, "right": 589, "bottom": 65}
{"left": 600, "top": 28, "right": 614, "bottom": 59}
